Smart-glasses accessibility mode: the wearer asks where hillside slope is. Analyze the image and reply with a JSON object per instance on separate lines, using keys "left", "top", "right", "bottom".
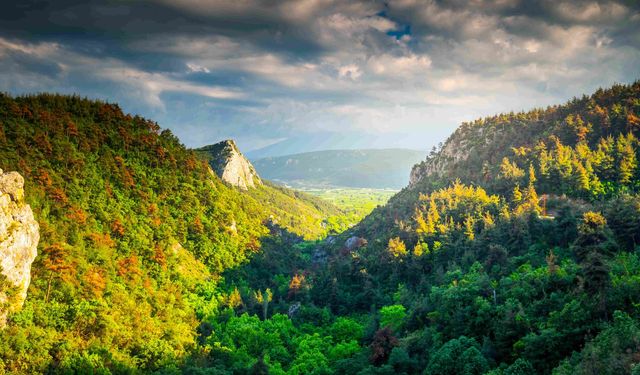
{"left": 208, "top": 82, "right": 640, "bottom": 375}
{"left": 253, "top": 149, "right": 425, "bottom": 189}
{"left": 410, "top": 82, "right": 640, "bottom": 196}
{"left": 0, "top": 93, "right": 342, "bottom": 372}
{"left": 311, "top": 81, "right": 640, "bottom": 374}
{"left": 195, "top": 140, "right": 349, "bottom": 238}
{"left": 351, "top": 81, "right": 640, "bottom": 247}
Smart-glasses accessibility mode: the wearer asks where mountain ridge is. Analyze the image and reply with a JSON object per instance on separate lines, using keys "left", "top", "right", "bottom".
{"left": 253, "top": 148, "right": 425, "bottom": 189}
{"left": 244, "top": 131, "right": 429, "bottom": 159}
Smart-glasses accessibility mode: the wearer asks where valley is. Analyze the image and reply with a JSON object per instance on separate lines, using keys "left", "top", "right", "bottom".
{"left": 2, "top": 2, "right": 640, "bottom": 374}
{"left": 0, "top": 82, "right": 640, "bottom": 375}
{"left": 304, "top": 188, "right": 397, "bottom": 222}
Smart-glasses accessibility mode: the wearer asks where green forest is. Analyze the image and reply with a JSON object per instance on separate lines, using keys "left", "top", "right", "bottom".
{"left": 1, "top": 81, "right": 640, "bottom": 374}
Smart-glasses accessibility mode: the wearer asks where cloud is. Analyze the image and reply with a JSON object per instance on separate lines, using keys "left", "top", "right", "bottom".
{"left": 0, "top": 36, "right": 244, "bottom": 110}
{"left": 551, "top": 1, "right": 628, "bottom": 24}
{"left": 0, "top": 0, "right": 638, "bottom": 151}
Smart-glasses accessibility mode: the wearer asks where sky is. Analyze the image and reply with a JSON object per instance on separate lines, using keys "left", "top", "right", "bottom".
{"left": 1, "top": 0, "right": 639, "bottom": 153}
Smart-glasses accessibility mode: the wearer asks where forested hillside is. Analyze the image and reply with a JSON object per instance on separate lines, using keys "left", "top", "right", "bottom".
{"left": 196, "top": 82, "right": 640, "bottom": 375}
{"left": 0, "top": 93, "right": 343, "bottom": 372}
{"left": 411, "top": 82, "right": 640, "bottom": 197}
{"left": 315, "top": 81, "right": 640, "bottom": 374}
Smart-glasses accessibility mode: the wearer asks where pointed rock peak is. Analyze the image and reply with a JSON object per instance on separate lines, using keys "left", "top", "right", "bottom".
{"left": 196, "top": 140, "right": 262, "bottom": 190}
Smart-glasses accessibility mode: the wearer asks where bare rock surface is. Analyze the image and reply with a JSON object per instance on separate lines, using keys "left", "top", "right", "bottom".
{"left": 196, "top": 140, "right": 262, "bottom": 190}
{"left": 0, "top": 169, "right": 39, "bottom": 327}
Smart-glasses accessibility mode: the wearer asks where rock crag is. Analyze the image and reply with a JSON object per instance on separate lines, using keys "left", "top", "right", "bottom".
{"left": 0, "top": 169, "right": 39, "bottom": 327}
{"left": 196, "top": 140, "right": 262, "bottom": 190}
{"left": 409, "top": 125, "right": 485, "bottom": 186}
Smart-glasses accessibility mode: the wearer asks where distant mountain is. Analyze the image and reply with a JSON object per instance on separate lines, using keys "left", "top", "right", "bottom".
{"left": 252, "top": 149, "right": 425, "bottom": 189}
{"left": 245, "top": 132, "right": 430, "bottom": 159}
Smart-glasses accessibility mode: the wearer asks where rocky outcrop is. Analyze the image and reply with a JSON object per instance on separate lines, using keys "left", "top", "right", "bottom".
{"left": 0, "top": 169, "right": 39, "bottom": 327}
{"left": 344, "top": 236, "right": 368, "bottom": 251}
{"left": 409, "top": 125, "right": 486, "bottom": 187}
{"left": 196, "top": 140, "right": 262, "bottom": 190}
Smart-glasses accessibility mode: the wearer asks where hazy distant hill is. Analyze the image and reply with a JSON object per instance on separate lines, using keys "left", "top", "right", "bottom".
{"left": 245, "top": 132, "right": 429, "bottom": 159}
{"left": 253, "top": 149, "right": 425, "bottom": 189}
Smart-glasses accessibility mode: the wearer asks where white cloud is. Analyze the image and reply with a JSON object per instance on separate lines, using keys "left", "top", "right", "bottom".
{"left": 98, "top": 67, "right": 243, "bottom": 108}
{"left": 186, "top": 62, "right": 211, "bottom": 73}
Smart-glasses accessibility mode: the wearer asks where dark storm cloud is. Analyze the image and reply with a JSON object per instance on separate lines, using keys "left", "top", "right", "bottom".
{"left": 0, "top": 0, "right": 639, "bottom": 150}
{"left": 0, "top": 0, "right": 328, "bottom": 61}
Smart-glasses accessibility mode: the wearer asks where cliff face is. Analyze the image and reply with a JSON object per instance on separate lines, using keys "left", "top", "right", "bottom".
{"left": 196, "top": 140, "right": 262, "bottom": 190}
{"left": 409, "top": 125, "right": 486, "bottom": 187}
{"left": 0, "top": 169, "right": 39, "bottom": 327}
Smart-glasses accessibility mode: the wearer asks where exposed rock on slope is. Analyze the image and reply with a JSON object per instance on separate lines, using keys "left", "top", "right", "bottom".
{"left": 0, "top": 169, "right": 39, "bottom": 327}
{"left": 409, "top": 125, "right": 484, "bottom": 186}
{"left": 196, "top": 140, "right": 262, "bottom": 190}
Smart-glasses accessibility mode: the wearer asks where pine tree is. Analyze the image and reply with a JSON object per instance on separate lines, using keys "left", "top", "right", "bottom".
{"left": 616, "top": 133, "right": 637, "bottom": 186}
{"left": 575, "top": 161, "right": 590, "bottom": 193}
{"left": 426, "top": 198, "right": 440, "bottom": 235}
{"left": 464, "top": 216, "right": 475, "bottom": 241}
{"left": 513, "top": 184, "right": 523, "bottom": 204}
{"left": 415, "top": 209, "right": 430, "bottom": 235}
{"left": 573, "top": 212, "right": 615, "bottom": 316}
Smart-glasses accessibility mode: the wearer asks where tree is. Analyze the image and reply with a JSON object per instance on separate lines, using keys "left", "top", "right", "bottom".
{"left": 254, "top": 289, "right": 273, "bottom": 320}
{"left": 42, "top": 243, "right": 72, "bottom": 302}
{"left": 379, "top": 305, "right": 406, "bottom": 332}
{"left": 426, "top": 198, "right": 440, "bottom": 235}
{"left": 605, "top": 194, "right": 640, "bottom": 250}
{"left": 288, "top": 274, "right": 305, "bottom": 300}
{"left": 330, "top": 317, "right": 364, "bottom": 343}
{"left": 504, "top": 358, "right": 535, "bottom": 375}
{"left": 388, "top": 237, "right": 407, "bottom": 258}
{"left": 413, "top": 242, "right": 428, "bottom": 257}
{"left": 250, "top": 355, "right": 269, "bottom": 375}
{"left": 500, "top": 157, "right": 525, "bottom": 183}
{"left": 370, "top": 327, "right": 399, "bottom": 366}
{"left": 512, "top": 185, "right": 523, "bottom": 204}
{"left": 228, "top": 287, "right": 243, "bottom": 309}
{"left": 427, "top": 336, "right": 488, "bottom": 375}
{"left": 546, "top": 250, "right": 559, "bottom": 275}
{"left": 575, "top": 161, "right": 590, "bottom": 193}
{"left": 573, "top": 212, "right": 615, "bottom": 315}
{"left": 553, "top": 311, "right": 640, "bottom": 375}
{"left": 464, "top": 216, "right": 476, "bottom": 241}
{"left": 616, "top": 133, "right": 637, "bottom": 186}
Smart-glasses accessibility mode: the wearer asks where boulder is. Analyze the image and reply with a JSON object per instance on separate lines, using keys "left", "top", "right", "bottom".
{"left": 344, "top": 236, "right": 368, "bottom": 251}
